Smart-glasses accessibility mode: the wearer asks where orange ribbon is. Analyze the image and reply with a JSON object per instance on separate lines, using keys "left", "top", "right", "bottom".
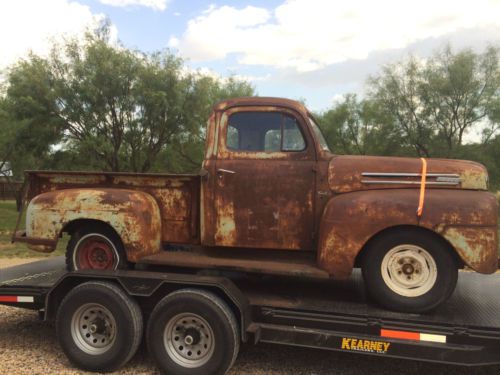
{"left": 417, "top": 157, "right": 427, "bottom": 217}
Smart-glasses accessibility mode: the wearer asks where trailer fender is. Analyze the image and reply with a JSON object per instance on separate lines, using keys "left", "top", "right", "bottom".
{"left": 26, "top": 188, "right": 162, "bottom": 261}
{"left": 317, "top": 189, "right": 498, "bottom": 279}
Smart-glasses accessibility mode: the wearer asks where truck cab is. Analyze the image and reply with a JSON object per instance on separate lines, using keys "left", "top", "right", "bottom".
{"left": 201, "top": 97, "right": 330, "bottom": 251}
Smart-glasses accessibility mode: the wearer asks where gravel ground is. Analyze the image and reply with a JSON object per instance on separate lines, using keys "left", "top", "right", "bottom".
{"left": 0, "top": 258, "right": 499, "bottom": 375}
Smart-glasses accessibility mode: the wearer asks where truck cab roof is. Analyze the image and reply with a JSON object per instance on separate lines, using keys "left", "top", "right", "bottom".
{"left": 214, "top": 97, "right": 308, "bottom": 114}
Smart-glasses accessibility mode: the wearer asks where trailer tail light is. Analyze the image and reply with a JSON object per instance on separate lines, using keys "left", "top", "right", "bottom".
{"left": 381, "top": 329, "right": 446, "bottom": 343}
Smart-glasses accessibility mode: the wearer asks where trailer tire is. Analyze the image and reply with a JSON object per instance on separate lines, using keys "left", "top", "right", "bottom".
{"left": 66, "top": 224, "right": 128, "bottom": 271}
{"left": 147, "top": 289, "right": 240, "bottom": 375}
{"left": 362, "top": 231, "right": 458, "bottom": 313}
{"left": 56, "top": 281, "right": 143, "bottom": 372}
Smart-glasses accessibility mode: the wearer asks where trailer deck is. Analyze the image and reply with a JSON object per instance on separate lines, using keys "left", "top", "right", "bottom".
{"left": 0, "top": 257, "right": 499, "bottom": 367}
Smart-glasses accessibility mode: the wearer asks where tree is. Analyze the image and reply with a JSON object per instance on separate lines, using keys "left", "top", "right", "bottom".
{"left": 367, "top": 46, "right": 500, "bottom": 157}
{"left": 317, "top": 94, "right": 406, "bottom": 156}
{"left": 0, "top": 58, "right": 62, "bottom": 207}
{"left": 420, "top": 46, "right": 500, "bottom": 151}
{"left": 367, "top": 57, "right": 433, "bottom": 157}
{"left": 4, "top": 24, "right": 255, "bottom": 174}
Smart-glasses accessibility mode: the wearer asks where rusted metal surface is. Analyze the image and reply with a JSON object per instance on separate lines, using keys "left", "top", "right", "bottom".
{"left": 317, "top": 189, "right": 498, "bottom": 279}
{"left": 209, "top": 105, "right": 317, "bottom": 250}
{"left": 25, "top": 188, "right": 162, "bottom": 261}
{"left": 23, "top": 171, "right": 200, "bottom": 250}
{"left": 329, "top": 155, "right": 488, "bottom": 193}
{"left": 13, "top": 96, "right": 498, "bottom": 281}
{"left": 441, "top": 226, "right": 498, "bottom": 274}
{"left": 139, "top": 247, "right": 329, "bottom": 279}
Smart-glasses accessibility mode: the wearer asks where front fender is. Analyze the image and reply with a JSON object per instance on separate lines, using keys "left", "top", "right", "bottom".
{"left": 317, "top": 189, "right": 498, "bottom": 279}
{"left": 26, "top": 188, "right": 162, "bottom": 262}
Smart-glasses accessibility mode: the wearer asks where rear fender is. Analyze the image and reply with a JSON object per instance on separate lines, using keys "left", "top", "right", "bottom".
{"left": 26, "top": 188, "right": 162, "bottom": 261}
{"left": 317, "top": 189, "right": 498, "bottom": 279}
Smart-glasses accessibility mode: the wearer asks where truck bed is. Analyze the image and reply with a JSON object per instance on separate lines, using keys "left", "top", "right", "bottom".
{"left": 20, "top": 170, "right": 201, "bottom": 244}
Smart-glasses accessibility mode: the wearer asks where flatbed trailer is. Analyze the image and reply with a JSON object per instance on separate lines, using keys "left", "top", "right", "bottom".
{"left": 0, "top": 257, "right": 499, "bottom": 374}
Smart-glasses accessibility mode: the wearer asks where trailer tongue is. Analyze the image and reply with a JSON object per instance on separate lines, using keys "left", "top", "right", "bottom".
{"left": 0, "top": 257, "right": 499, "bottom": 373}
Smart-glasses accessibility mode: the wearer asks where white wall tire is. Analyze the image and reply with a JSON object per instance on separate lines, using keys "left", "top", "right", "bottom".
{"left": 362, "top": 230, "right": 458, "bottom": 313}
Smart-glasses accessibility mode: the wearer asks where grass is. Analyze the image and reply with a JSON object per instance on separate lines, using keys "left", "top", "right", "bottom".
{"left": 0, "top": 200, "right": 66, "bottom": 258}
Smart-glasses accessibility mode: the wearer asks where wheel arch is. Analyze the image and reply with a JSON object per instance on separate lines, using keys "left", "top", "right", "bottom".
{"left": 25, "top": 188, "right": 162, "bottom": 261}
{"left": 316, "top": 189, "right": 487, "bottom": 279}
{"left": 353, "top": 225, "right": 463, "bottom": 269}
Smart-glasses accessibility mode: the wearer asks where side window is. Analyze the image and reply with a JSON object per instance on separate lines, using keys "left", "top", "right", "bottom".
{"left": 227, "top": 112, "right": 305, "bottom": 152}
{"left": 227, "top": 124, "right": 239, "bottom": 150}
{"left": 283, "top": 115, "right": 306, "bottom": 151}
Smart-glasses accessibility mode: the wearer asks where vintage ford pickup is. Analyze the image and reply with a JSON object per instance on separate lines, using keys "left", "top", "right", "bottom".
{"left": 12, "top": 97, "right": 498, "bottom": 312}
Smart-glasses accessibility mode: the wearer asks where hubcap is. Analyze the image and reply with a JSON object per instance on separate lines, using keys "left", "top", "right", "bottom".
{"left": 381, "top": 244, "right": 437, "bottom": 298}
{"left": 74, "top": 234, "right": 118, "bottom": 270}
{"left": 71, "top": 303, "right": 117, "bottom": 355}
{"left": 164, "top": 313, "right": 215, "bottom": 368}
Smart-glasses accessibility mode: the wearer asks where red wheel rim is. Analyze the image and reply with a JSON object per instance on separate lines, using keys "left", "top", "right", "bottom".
{"left": 76, "top": 235, "right": 117, "bottom": 270}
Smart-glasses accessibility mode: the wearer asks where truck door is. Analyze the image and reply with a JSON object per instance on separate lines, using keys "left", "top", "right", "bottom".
{"left": 213, "top": 107, "right": 316, "bottom": 251}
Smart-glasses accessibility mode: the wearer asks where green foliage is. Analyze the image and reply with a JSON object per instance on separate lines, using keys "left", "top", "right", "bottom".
{"left": 317, "top": 45, "right": 500, "bottom": 188}
{"left": 2, "top": 23, "right": 255, "bottom": 175}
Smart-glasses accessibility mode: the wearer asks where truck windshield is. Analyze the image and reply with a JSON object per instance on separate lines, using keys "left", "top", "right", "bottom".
{"left": 308, "top": 116, "right": 331, "bottom": 152}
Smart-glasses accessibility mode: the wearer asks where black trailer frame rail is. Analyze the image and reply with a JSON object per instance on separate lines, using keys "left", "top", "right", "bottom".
{"left": 0, "top": 257, "right": 499, "bottom": 367}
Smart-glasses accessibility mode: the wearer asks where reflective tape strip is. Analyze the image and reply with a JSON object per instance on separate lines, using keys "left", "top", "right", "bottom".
{"left": 381, "top": 329, "right": 446, "bottom": 343}
{"left": 381, "top": 329, "right": 419, "bottom": 341}
{"left": 420, "top": 333, "right": 447, "bottom": 343}
{"left": 0, "top": 296, "right": 34, "bottom": 303}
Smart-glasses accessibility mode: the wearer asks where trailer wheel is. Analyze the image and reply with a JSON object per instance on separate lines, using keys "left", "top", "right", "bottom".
{"left": 147, "top": 289, "right": 240, "bottom": 375}
{"left": 56, "top": 281, "right": 143, "bottom": 372}
{"left": 362, "top": 231, "right": 458, "bottom": 313}
{"left": 66, "top": 224, "right": 128, "bottom": 271}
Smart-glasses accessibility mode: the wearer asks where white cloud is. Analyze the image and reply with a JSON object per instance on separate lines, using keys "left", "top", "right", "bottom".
{"left": 174, "top": 0, "right": 500, "bottom": 72}
{"left": 0, "top": 0, "right": 110, "bottom": 69}
{"left": 99, "top": 0, "right": 169, "bottom": 11}
{"left": 168, "top": 36, "right": 179, "bottom": 48}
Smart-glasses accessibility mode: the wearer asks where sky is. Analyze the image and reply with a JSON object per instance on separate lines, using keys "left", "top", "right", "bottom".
{"left": 1, "top": 0, "right": 500, "bottom": 111}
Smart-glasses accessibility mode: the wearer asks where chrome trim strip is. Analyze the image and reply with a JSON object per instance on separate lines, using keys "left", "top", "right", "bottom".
{"left": 361, "top": 172, "right": 460, "bottom": 178}
{"left": 361, "top": 180, "right": 460, "bottom": 185}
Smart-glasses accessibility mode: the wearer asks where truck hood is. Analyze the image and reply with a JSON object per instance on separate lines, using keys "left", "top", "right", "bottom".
{"left": 328, "top": 155, "right": 488, "bottom": 193}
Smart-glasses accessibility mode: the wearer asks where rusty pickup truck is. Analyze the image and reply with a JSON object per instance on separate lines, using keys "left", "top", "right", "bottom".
{"left": 13, "top": 97, "right": 498, "bottom": 312}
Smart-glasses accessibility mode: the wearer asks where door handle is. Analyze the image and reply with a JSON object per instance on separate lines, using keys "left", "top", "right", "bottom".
{"left": 217, "top": 168, "right": 236, "bottom": 174}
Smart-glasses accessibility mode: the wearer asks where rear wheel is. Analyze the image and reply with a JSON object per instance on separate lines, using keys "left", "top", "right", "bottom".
{"left": 66, "top": 225, "right": 128, "bottom": 271}
{"left": 361, "top": 230, "right": 458, "bottom": 313}
{"left": 147, "top": 289, "right": 240, "bottom": 375}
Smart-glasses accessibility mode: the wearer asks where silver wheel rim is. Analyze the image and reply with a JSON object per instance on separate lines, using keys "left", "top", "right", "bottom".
{"left": 164, "top": 313, "right": 215, "bottom": 368}
{"left": 381, "top": 244, "right": 437, "bottom": 298}
{"left": 71, "top": 303, "right": 117, "bottom": 355}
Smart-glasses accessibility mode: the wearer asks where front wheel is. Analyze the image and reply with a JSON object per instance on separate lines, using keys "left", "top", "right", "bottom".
{"left": 361, "top": 231, "right": 458, "bottom": 313}
{"left": 147, "top": 289, "right": 240, "bottom": 375}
